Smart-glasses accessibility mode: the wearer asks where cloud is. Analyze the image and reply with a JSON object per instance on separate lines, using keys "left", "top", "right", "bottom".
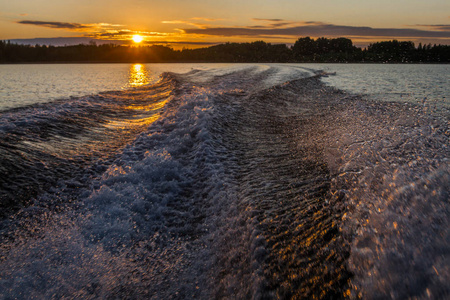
{"left": 91, "top": 31, "right": 133, "bottom": 38}
{"left": 182, "top": 22, "right": 450, "bottom": 39}
{"left": 90, "top": 30, "right": 170, "bottom": 39}
{"left": 162, "top": 20, "right": 205, "bottom": 28}
{"left": 252, "top": 18, "right": 285, "bottom": 22}
{"left": 414, "top": 24, "right": 450, "bottom": 31}
{"left": 17, "top": 20, "right": 93, "bottom": 30}
{"left": 250, "top": 18, "right": 300, "bottom": 29}
{"left": 16, "top": 20, "right": 166, "bottom": 41}
{"left": 162, "top": 18, "right": 220, "bottom": 29}
{"left": 162, "top": 20, "right": 188, "bottom": 24}
{"left": 270, "top": 23, "right": 294, "bottom": 28}
{"left": 190, "top": 17, "right": 223, "bottom": 22}
{"left": 14, "top": 18, "right": 450, "bottom": 46}
{"left": 17, "top": 20, "right": 127, "bottom": 33}
{"left": 250, "top": 19, "right": 326, "bottom": 29}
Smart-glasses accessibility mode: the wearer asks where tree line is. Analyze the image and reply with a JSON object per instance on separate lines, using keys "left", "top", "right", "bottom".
{"left": 1, "top": 37, "right": 449, "bottom": 63}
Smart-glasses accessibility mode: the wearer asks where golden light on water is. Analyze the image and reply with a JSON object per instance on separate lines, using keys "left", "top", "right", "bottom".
{"left": 132, "top": 34, "right": 143, "bottom": 43}
{"left": 129, "top": 63, "right": 149, "bottom": 87}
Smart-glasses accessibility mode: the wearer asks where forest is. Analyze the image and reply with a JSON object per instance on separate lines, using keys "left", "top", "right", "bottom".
{"left": 1, "top": 37, "right": 449, "bottom": 63}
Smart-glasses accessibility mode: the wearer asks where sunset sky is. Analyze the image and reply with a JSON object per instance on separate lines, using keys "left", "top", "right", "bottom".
{"left": 1, "top": 0, "right": 449, "bottom": 48}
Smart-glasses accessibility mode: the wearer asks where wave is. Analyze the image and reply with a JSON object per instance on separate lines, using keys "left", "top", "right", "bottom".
{"left": 0, "top": 65, "right": 448, "bottom": 299}
{"left": 0, "top": 76, "right": 174, "bottom": 217}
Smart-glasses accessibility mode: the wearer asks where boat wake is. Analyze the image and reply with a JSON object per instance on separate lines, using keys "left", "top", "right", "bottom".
{"left": 1, "top": 65, "right": 448, "bottom": 299}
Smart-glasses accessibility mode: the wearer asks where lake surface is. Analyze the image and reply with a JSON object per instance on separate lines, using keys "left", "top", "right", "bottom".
{"left": 315, "top": 63, "right": 449, "bottom": 107}
{"left": 1, "top": 63, "right": 448, "bottom": 299}
{"left": 1, "top": 63, "right": 449, "bottom": 111}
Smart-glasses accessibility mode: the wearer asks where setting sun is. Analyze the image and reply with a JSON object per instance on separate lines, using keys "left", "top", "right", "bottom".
{"left": 132, "top": 34, "right": 143, "bottom": 43}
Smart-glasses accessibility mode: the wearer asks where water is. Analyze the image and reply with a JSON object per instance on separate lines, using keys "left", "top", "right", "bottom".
{"left": 315, "top": 64, "right": 450, "bottom": 108}
{"left": 0, "top": 64, "right": 183, "bottom": 111}
{"left": 1, "top": 63, "right": 448, "bottom": 111}
{"left": 0, "top": 63, "right": 449, "bottom": 299}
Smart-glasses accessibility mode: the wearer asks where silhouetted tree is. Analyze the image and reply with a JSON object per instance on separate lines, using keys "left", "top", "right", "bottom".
{"left": 292, "top": 37, "right": 360, "bottom": 62}
{"left": 1, "top": 39, "right": 449, "bottom": 63}
{"left": 292, "top": 37, "right": 317, "bottom": 60}
{"left": 365, "top": 40, "right": 416, "bottom": 62}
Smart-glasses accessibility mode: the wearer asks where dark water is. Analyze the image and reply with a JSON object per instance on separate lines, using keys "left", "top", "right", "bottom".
{"left": 0, "top": 64, "right": 448, "bottom": 299}
{"left": 0, "top": 79, "right": 173, "bottom": 217}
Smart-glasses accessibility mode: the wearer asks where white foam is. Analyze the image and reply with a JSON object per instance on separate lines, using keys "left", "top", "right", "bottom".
{"left": 2, "top": 64, "right": 448, "bottom": 298}
{"left": 1, "top": 74, "right": 252, "bottom": 298}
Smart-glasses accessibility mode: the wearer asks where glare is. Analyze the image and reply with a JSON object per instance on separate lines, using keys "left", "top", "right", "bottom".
{"left": 129, "top": 63, "right": 149, "bottom": 87}
{"left": 132, "top": 35, "right": 143, "bottom": 43}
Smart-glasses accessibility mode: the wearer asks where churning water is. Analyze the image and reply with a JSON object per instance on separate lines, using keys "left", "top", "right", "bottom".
{"left": 0, "top": 63, "right": 449, "bottom": 299}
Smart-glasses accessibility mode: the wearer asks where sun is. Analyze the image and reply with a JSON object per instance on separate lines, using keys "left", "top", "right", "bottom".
{"left": 132, "top": 34, "right": 143, "bottom": 43}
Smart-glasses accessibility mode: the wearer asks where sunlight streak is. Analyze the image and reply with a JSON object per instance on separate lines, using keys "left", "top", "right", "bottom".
{"left": 128, "top": 63, "right": 149, "bottom": 87}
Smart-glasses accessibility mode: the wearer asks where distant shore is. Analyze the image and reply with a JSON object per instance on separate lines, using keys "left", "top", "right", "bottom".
{"left": 1, "top": 38, "right": 449, "bottom": 64}
{"left": 2, "top": 60, "right": 449, "bottom": 65}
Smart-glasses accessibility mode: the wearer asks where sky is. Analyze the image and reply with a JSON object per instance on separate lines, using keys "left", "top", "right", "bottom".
{"left": 1, "top": 0, "right": 449, "bottom": 48}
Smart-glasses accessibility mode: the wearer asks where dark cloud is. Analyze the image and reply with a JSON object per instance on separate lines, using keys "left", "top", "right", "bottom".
{"left": 92, "top": 31, "right": 132, "bottom": 38}
{"left": 304, "top": 21, "right": 324, "bottom": 25}
{"left": 415, "top": 24, "right": 450, "bottom": 31}
{"left": 247, "top": 25, "right": 267, "bottom": 29}
{"left": 183, "top": 23, "right": 450, "bottom": 39}
{"left": 89, "top": 31, "right": 169, "bottom": 39}
{"left": 252, "top": 18, "right": 285, "bottom": 22}
{"left": 18, "top": 20, "right": 92, "bottom": 30}
{"left": 269, "top": 22, "right": 293, "bottom": 28}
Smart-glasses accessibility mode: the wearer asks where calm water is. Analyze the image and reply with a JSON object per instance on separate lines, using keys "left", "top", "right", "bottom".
{"left": 0, "top": 63, "right": 448, "bottom": 299}
{"left": 316, "top": 63, "right": 449, "bottom": 107}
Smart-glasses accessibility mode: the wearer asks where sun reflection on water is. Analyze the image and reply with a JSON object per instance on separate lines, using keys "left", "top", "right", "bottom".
{"left": 129, "top": 64, "right": 150, "bottom": 87}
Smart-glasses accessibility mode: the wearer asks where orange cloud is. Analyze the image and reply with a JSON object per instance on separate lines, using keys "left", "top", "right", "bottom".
{"left": 16, "top": 20, "right": 176, "bottom": 42}
{"left": 190, "top": 17, "right": 224, "bottom": 22}
{"left": 14, "top": 18, "right": 450, "bottom": 47}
